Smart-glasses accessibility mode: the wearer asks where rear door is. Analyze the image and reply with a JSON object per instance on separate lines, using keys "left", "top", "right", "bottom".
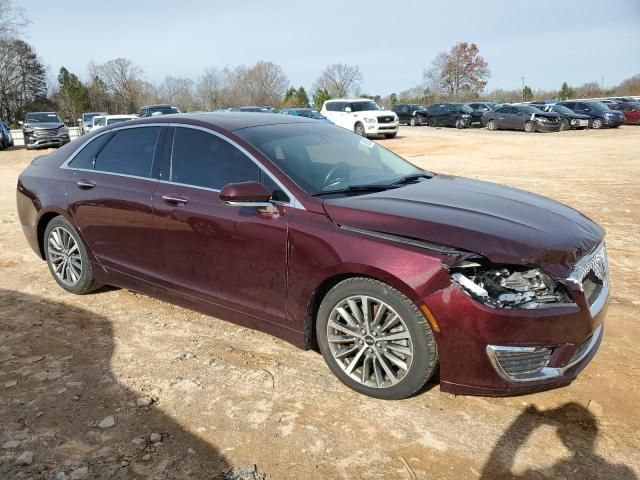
{"left": 152, "top": 125, "right": 290, "bottom": 325}
{"left": 66, "top": 125, "right": 166, "bottom": 283}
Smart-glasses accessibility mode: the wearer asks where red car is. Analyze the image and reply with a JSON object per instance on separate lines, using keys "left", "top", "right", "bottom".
{"left": 16, "top": 114, "right": 608, "bottom": 399}
{"left": 613, "top": 102, "right": 640, "bottom": 124}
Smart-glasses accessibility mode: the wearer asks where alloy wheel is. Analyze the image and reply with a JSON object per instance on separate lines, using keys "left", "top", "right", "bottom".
{"left": 47, "top": 226, "right": 82, "bottom": 286}
{"left": 591, "top": 118, "right": 603, "bottom": 129}
{"left": 354, "top": 123, "right": 365, "bottom": 136}
{"left": 326, "top": 295, "right": 414, "bottom": 389}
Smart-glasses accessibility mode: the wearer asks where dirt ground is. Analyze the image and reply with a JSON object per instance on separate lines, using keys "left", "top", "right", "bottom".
{"left": 1, "top": 125, "right": 639, "bottom": 480}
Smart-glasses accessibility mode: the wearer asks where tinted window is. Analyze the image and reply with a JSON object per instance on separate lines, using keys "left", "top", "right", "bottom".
{"left": 170, "top": 127, "right": 260, "bottom": 190}
{"left": 95, "top": 127, "right": 160, "bottom": 177}
{"left": 68, "top": 133, "right": 113, "bottom": 169}
{"left": 326, "top": 102, "right": 339, "bottom": 112}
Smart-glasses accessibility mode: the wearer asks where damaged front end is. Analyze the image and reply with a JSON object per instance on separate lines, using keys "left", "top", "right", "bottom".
{"left": 450, "top": 261, "right": 573, "bottom": 309}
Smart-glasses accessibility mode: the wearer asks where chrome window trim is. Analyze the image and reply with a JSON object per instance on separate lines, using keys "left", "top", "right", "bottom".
{"left": 486, "top": 323, "right": 603, "bottom": 383}
{"left": 167, "top": 123, "right": 305, "bottom": 210}
{"left": 67, "top": 167, "right": 159, "bottom": 184}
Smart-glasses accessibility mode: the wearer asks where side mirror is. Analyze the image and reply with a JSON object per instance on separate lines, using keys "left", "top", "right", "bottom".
{"left": 344, "top": 107, "right": 352, "bottom": 113}
{"left": 220, "top": 181, "right": 277, "bottom": 213}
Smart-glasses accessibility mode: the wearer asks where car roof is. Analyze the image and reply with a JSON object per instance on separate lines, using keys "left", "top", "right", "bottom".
{"left": 121, "top": 112, "right": 317, "bottom": 132}
{"left": 142, "top": 104, "right": 176, "bottom": 108}
{"left": 325, "top": 98, "right": 376, "bottom": 102}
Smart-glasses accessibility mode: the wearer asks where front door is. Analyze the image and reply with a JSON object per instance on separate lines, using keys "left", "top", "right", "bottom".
{"left": 153, "top": 126, "right": 289, "bottom": 325}
{"left": 67, "top": 126, "right": 165, "bottom": 283}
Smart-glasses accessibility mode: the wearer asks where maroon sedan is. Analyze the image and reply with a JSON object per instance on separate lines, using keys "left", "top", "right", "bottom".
{"left": 16, "top": 113, "right": 608, "bottom": 399}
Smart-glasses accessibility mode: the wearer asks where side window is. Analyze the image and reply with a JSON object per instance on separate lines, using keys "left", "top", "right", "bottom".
{"left": 170, "top": 127, "right": 260, "bottom": 190}
{"left": 68, "top": 133, "right": 113, "bottom": 169}
{"left": 325, "top": 103, "right": 336, "bottom": 112}
{"left": 95, "top": 127, "right": 160, "bottom": 178}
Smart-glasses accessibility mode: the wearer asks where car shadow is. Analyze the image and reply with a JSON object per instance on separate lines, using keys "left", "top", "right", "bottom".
{"left": 480, "top": 402, "right": 637, "bottom": 480}
{"left": 0, "top": 288, "right": 231, "bottom": 479}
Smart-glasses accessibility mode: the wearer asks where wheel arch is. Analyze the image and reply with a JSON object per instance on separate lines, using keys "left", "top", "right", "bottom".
{"left": 36, "top": 208, "right": 76, "bottom": 260}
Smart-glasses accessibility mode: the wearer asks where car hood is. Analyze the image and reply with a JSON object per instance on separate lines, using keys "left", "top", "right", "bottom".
{"left": 323, "top": 175, "right": 603, "bottom": 278}
{"left": 24, "top": 122, "right": 65, "bottom": 129}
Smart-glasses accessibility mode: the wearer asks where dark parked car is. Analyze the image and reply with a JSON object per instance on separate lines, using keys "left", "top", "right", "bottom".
{"left": 611, "top": 102, "right": 640, "bottom": 125}
{"left": 426, "top": 103, "right": 483, "bottom": 128}
{"left": 0, "top": 121, "right": 14, "bottom": 149}
{"left": 466, "top": 102, "right": 501, "bottom": 113}
{"left": 19, "top": 112, "right": 70, "bottom": 150}
{"left": 483, "top": 105, "right": 561, "bottom": 132}
{"left": 280, "top": 108, "right": 334, "bottom": 124}
{"left": 138, "top": 104, "right": 181, "bottom": 117}
{"left": 228, "top": 106, "right": 275, "bottom": 113}
{"left": 556, "top": 101, "right": 625, "bottom": 129}
{"left": 538, "top": 104, "right": 590, "bottom": 130}
{"left": 392, "top": 104, "right": 429, "bottom": 126}
{"left": 17, "top": 113, "right": 607, "bottom": 399}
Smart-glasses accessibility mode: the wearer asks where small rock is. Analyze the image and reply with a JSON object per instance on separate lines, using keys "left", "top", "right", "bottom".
{"left": 4, "top": 379, "right": 17, "bottom": 388}
{"left": 175, "top": 352, "right": 196, "bottom": 361}
{"left": 56, "top": 387, "right": 68, "bottom": 395}
{"left": 15, "top": 450, "right": 34, "bottom": 466}
{"left": 66, "top": 381, "right": 83, "bottom": 388}
{"left": 33, "top": 320, "right": 43, "bottom": 326}
{"left": 2, "top": 440, "right": 20, "bottom": 449}
{"left": 136, "top": 397, "right": 153, "bottom": 407}
{"left": 73, "top": 395, "right": 80, "bottom": 401}
{"left": 142, "top": 454, "right": 151, "bottom": 461}
{"left": 70, "top": 466, "right": 88, "bottom": 480}
{"left": 153, "top": 442, "right": 162, "bottom": 448}
{"left": 131, "top": 437, "right": 145, "bottom": 446}
{"left": 187, "top": 448, "right": 195, "bottom": 454}
{"left": 98, "top": 415, "right": 115, "bottom": 428}
{"left": 55, "top": 472, "right": 69, "bottom": 480}
{"left": 150, "top": 432, "right": 161, "bottom": 443}
{"left": 120, "top": 461, "right": 129, "bottom": 467}
{"left": 587, "top": 399, "right": 604, "bottom": 417}
{"left": 35, "top": 411, "right": 44, "bottom": 418}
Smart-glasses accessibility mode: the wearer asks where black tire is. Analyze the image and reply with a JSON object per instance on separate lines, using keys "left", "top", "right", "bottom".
{"left": 487, "top": 119, "right": 497, "bottom": 131}
{"left": 455, "top": 118, "right": 465, "bottom": 129}
{"left": 410, "top": 117, "right": 417, "bottom": 127}
{"left": 384, "top": 133, "right": 397, "bottom": 139}
{"left": 354, "top": 122, "right": 366, "bottom": 137}
{"left": 590, "top": 117, "right": 604, "bottom": 129}
{"left": 524, "top": 121, "right": 535, "bottom": 133}
{"left": 428, "top": 117, "right": 436, "bottom": 127}
{"left": 44, "top": 216, "right": 102, "bottom": 295}
{"left": 559, "top": 118, "right": 570, "bottom": 131}
{"left": 316, "top": 277, "right": 438, "bottom": 400}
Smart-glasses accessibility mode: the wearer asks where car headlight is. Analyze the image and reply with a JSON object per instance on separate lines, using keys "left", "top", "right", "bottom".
{"left": 536, "top": 116, "right": 549, "bottom": 123}
{"left": 604, "top": 112, "right": 614, "bottom": 117}
{"left": 450, "top": 263, "right": 572, "bottom": 309}
{"left": 364, "top": 117, "right": 377, "bottom": 124}
{"left": 393, "top": 115, "right": 399, "bottom": 121}
{"left": 462, "top": 114, "right": 470, "bottom": 118}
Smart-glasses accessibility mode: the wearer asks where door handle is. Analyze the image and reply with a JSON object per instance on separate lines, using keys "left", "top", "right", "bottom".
{"left": 76, "top": 180, "right": 96, "bottom": 190}
{"left": 162, "top": 194, "right": 189, "bottom": 205}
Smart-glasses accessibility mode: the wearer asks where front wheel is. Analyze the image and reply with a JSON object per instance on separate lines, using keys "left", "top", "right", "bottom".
{"left": 44, "top": 216, "right": 102, "bottom": 294}
{"left": 428, "top": 118, "right": 436, "bottom": 127}
{"left": 354, "top": 122, "right": 366, "bottom": 137}
{"left": 559, "top": 118, "right": 570, "bottom": 131}
{"left": 455, "top": 118, "right": 466, "bottom": 129}
{"left": 590, "top": 117, "right": 604, "bottom": 129}
{"left": 487, "top": 119, "right": 497, "bottom": 131}
{"left": 316, "top": 277, "right": 438, "bottom": 400}
{"left": 410, "top": 117, "right": 417, "bottom": 127}
{"left": 524, "top": 121, "right": 535, "bottom": 133}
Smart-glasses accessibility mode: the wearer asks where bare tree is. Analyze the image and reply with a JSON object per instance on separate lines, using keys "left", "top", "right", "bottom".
{"left": 92, "top": 58, "right": 144, "bottom": 113}
{"left": 197, "top": 67, "right": 225, "bottom": 110}
{"left": 424, "top": 42, "right": 490, "bottom": 99}
{"left": 313, "top": 63, "right": 363, "bottom": 98}
{"left": 158, "top": 75, "right": 197, "bottom": 111}
{"left": 0, "top": 0, "right": 29, "bottom": 38}
{"left": 243, "top": 61, "right": 288, "bottom": 106}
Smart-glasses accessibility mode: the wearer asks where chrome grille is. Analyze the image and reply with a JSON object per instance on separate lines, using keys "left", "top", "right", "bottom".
{"left": 377, "top": 116, "right": 394, "bottom": 124}
{"left": 487, "top": 346, "right": 553, "bottom": 381}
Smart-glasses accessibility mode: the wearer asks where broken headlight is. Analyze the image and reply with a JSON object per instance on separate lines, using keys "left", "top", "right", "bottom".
{"left": 450, "top": 263, "right": 572, "bottom": 309}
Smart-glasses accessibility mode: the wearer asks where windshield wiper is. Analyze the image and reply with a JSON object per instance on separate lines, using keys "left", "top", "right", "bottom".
{"left": 311, "top": 184, "right": 396, "bottom": 197}
{"left": 390, "top": 171, "right": 434, "bottom": 185}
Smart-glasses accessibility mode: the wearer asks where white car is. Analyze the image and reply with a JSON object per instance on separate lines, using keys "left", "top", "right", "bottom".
{"left": 321, "top": 99, "right": 399, "bottom": 138}
{"left": 91, "top": 115, "right": 138, "bottom": 132}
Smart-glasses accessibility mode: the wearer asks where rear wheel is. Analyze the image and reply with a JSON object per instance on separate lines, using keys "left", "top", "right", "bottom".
{"left": 590, "top": 117, "right": 604, "bottom": 129}
{"left": 524, "top": 121, "right": 535, "bottom": 133}
{"left": 487, "top": 119, "right": 497, "bottom": 131}
{"left": 354, "top": 122, "right": 366, "bottom": 137}
{"left": 410, "top": 117, "right": 417, "bottom": 127}
{"left": 428, "top": 117, "right": 437, "bottom": 127}
{"left": 44, "top": 216, "right": 102, "bottom": 295}
{"left": 559, "top": 118, "right": 570, "bottom": 131}
{"left": 316, "top": 277, "right": 438, "bottom": 400}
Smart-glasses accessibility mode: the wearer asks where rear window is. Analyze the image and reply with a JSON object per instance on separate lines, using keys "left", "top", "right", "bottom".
{"left": 94, "top": 127, "right": 161, "bottom": 178}
{"left": 68, "top": 133, "right": 113, "bottom": 170}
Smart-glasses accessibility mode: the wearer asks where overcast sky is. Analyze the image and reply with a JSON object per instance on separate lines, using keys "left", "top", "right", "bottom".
{"left": 20, "top": 0, "right": 640, "bottom": 95}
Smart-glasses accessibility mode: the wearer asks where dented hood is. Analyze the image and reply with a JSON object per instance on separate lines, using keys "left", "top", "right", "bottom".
{"left": 323, "top": 175, "right": 604, "bottom": 278}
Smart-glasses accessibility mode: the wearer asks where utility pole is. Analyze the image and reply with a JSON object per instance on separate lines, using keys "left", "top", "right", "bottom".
{"left": 521, "top": 76, "right": 525, "bottom": 101}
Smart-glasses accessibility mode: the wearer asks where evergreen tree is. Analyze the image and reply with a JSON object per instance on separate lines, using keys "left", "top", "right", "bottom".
{"left": 312, "top": 88, "right": 331, "bottom": 111}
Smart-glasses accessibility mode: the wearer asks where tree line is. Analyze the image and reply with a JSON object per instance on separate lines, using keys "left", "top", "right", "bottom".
{"left": 1, "top": 0, "right": 639, "bottom": 126}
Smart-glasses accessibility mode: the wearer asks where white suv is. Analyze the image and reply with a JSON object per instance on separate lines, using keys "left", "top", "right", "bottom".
{"left": 321, "top": 99, "right": 399, "bottom": 138}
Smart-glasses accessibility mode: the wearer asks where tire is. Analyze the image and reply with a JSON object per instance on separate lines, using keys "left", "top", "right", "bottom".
{"left": 590, "top": 117, "right": 604, "bottom": 129}
{"left": 316, "top": 277, "right": 438, "bottom": 400}
{"left": 428, "top": 118, "right": 436, "bottom": 127}
{"left": 44, "top": 216, "right": 102, "bottom": 295}
{"left": 524, "top": 121, "right": 535, "bottom": 133}
{"left": 455, "top": 118, "right": 465, "bottom": 129}
{"left": 559, "top": 118, "right": 570, "bottom": 131}
{"left": 410, "top": 117, "right": 417, "bottom": 127}
{"left": 384, "top": 133, "right": 397, "bottom": 139}
{"left": 354, "top": 122, "right": 366, "bottom": 137}
{"left": 487, "top": 119, "right": 497, "bottom": 131}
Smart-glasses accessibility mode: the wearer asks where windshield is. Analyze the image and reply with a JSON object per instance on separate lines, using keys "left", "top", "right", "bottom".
{"left": 26, "top": 113, "right": 61, "bottom": 123}
{"left": 236, "top": 123, "right": 420, "bottom": 195}
{"left": 83, "top": 112, "right": 105, "bottom": 122}
{"left": 551, "top": 105, "right": 573, "bottom": 115}
{"left": 93, "top": 117, "right": 106, "bottom": 126}
{"left": 351, "top": 101, "right": 381, "bottom": 112}
{"left": 586, "top": 102, "right": 609, "bottom": 112}
{"left": 150, "top": 106, "right": 180, "bottom": 115}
